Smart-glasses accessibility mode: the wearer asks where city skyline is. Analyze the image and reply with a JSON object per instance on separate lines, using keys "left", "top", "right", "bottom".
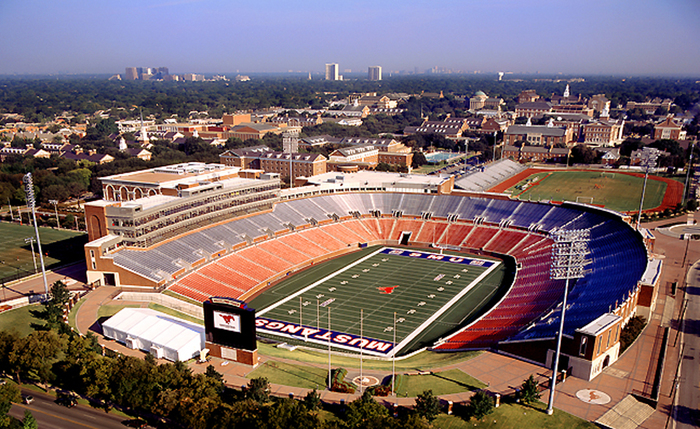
{"left": 1, "top": 0, "right": 699, "bottom": 76}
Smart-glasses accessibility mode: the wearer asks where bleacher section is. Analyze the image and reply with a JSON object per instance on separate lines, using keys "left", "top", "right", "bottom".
{"left": 109, "top": 192, "right": 647, "bottom": 350}
{"left": 454, "top": 159, "right": 527, "bottom": 192}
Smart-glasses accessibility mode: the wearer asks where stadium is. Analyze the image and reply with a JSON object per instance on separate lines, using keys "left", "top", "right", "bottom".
{"left": 84, "top": 161, "right": 658, "bottom": 381}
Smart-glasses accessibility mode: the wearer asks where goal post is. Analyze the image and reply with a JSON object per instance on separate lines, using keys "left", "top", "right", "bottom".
{"left": 576, "top": 196, "right": 594, "bottom": 204}
{"left": 599, "top": 172, "right": 615, "bottom": 179}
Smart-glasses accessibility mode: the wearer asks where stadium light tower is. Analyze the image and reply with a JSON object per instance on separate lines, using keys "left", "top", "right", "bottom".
{"left": 49, "top": 199, "right": 60, "bottom": 228}
{"left": 24, "top": 237, "right": 37, "bottom": 273}
{"left": 635, "top": 147, "right": 660, "bottom": 231}
{"left": 546, "top": 228, "right": 589, "bottom": 416}
{"left": 683, "top": 140, "right": 695, "bottom": 206}
{"left": 23, "top": 173, "right": 49, "bottom": 295}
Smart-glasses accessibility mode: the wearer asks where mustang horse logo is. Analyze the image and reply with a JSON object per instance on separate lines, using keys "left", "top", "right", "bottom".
{"left": 220, "top": 314, "right": 237, "bottom": 325}
{"left": 377, "top": 285, "right": 399, "bottom": 294}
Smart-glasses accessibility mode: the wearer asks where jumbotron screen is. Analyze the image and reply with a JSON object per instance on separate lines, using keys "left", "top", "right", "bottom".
{"left": 204, "top": 297, "right": 257, "bottom": 351}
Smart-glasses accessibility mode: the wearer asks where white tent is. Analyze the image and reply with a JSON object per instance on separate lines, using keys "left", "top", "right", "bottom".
{"left": 102, "top": 308, "right": 204, "bottom": 362}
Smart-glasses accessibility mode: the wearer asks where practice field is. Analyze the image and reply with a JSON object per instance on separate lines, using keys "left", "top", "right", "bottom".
{"left": 504, "top": 171, "right": 666, "bottom": 212}
{"left": 249, "top": 246, "right": 508, "bottom": 358}
{"left": 0, "top": 223, "right": 87, "bottom": 281}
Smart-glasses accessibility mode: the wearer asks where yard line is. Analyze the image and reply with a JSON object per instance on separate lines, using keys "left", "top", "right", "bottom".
{"left": 257, "top": 246, "right": 387, "bottom": 316}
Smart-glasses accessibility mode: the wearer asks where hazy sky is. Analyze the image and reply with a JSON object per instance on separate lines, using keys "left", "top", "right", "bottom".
{"left": 1, "top": 0, "right": 699, "bottom": 76}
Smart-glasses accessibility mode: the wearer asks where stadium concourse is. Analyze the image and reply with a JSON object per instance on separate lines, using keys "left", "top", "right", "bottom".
{"left": 91, "top": 188, "right": 649, "bottom": 375}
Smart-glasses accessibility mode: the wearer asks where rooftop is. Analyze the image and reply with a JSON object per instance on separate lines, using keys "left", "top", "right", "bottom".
{"left": 577, "top": 313, "right": 621, "bottom": 336}
{"left": 100, "top": 162, "right": 240, "bottom": 187}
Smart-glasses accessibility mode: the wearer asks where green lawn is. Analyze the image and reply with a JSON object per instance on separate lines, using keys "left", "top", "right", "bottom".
{"left": 246, "top": 360, "right": 329, "bottom": 390}
{"left": 256, "top": 341, "right": 481, "bottom": 372}
{"left": 434, "top": 400, "right": 597, "bottom": 429}
{"left": 97, "top": 304, "right": 141, "bottom": 319}
{"left": 394, "top": 369, "right": 486, "bottom": 397}
{"left": 0, "top": 222, "right": 86, "bottom": 280}
{"left": 148, "top": 303, "right": 203, "bottom": 325}
{"left": 506, "top": 171, "right": 666, "bottom": 212}
{"left": 0, "top": 304, "right": 44, "bottom": 336}
{"left": 67, "top": 297, "right": 86, "bottom": 329}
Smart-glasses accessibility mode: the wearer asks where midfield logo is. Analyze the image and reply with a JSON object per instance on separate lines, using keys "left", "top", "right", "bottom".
{"left": 377, "top": 285, "right": 399, "bottom": 294}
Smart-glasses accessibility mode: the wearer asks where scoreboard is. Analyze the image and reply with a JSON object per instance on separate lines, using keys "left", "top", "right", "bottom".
{"left": 203, "top": 297, "right": 257, "bottom": 365}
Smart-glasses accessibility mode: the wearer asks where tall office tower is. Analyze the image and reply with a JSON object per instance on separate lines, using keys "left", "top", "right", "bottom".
{"left": 325, "top": 63, "right": 339, "bottom": 80}
{"left": 125, "top": 67, "right": 138, "bottom": 80}
{"left": 368, "top": 66, "right": 382, "bottom": 81}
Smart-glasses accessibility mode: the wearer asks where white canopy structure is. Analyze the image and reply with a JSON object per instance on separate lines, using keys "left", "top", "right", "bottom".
{"left": 102, "top": 308, "right": 204, "bottom": 362}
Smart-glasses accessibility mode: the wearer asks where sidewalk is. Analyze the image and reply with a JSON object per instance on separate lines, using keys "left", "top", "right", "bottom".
{"left": 71, "top": 215, "right": 698, "bottom": 425}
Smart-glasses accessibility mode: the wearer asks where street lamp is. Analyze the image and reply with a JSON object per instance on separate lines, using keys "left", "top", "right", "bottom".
{"left": 546, "top": 228, "right": 590, "bottom": 416}
{"left": 24, "top": 237, "right": 37, "bottom": 273}
{"left": 49, "top": 199, "right": 60, "bottom": 229}
{"left": 635, "top": 147, "right": 660, "bottom": 231}
{"left": 23, "top": 173, "right": 49, "bottom": 296}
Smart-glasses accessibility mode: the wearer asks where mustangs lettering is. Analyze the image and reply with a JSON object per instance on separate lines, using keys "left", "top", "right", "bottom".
{"left": 214, "top": 311, "right": 241, "bottom": 333}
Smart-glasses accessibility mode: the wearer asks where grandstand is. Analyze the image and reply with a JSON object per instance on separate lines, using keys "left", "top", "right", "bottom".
{"left": 89, "top": 192, "right": 646, "bottom": 351}
{"left": 83, "top": 160, "right": 651, "bottom": 379}
{"left": 453, "top": 159, "right": 527, "bottom": 192}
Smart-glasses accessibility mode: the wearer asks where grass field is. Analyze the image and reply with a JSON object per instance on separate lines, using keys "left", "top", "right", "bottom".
{"left": 0, "top": 222, "right": 86, "bottom": 280}
{"left": 256, "top": 342, "right": 481, "bottom": 372}
{"left": 246, "top": 360, "right": 329, "bottom": 390}
{"left": 394, "top": 369, "right": 486, "bottom": 397}
{"left": 0, "top": 304, "right": 44, "bottom": 336}
{"left": 250, "top": 246, "right": 507, "bottom": 357}
{"left": 505, "top": 171, "right": 666, "bottom": 212}
{"left": 434, "top": 400, "right": 597, "bottom": 429}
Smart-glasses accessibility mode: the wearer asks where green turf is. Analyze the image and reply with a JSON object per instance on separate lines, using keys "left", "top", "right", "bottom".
{"left": 256, "top": 341, "right": 481, "bottom": 371}
{"left": 395, "top": 369, "right": 486, "bottom": 397}
{"left": 246, "top": 360, "right": 329, "bottom": 389}
{"left": 434, "top": 400, "right": 598, "bottom": 428}
{"left": 148, "top": 303, "right": 204, "bottom": 325}
{"left": 67, "top": 297, "right": 86, "bottom": 329}
{"left": 506, "top": 171, "right": 666, "bottom": 212}
{"left": 0, "top": 222, "right": 86, "bottom": 280}
{"left": 0, "top": 304, "right": 44, "bottom": 336}
{"left": 97, "top": 304, "right": 141, "bottom": 319}
{"left": 250, "top": 246, "right": 507, "bottom": 356}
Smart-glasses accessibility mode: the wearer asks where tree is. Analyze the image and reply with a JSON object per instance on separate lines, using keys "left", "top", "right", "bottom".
{"left": 303, "top": 388, "right": 321, "bottom": 412}
{"left": 22, "top": 409, "right": 38, "bottom": 429}
{"left": 518, "top": 375, "right": 541, "bottom": 404}
{"left": 569, "top": 144, "right": 597, "bottom": 165}
{"left": 36, "top": 281, "right": 71, "bottom": 330}
{"left": 0, "top": 381, "right": 21, "bottom": 426}
{"left": 245, "top": 377, "right": 270, "bottom": 404}
{"left": 411, "top": 151, "right": 427, "bottom": 168}
{"left": 414, "top": 389, "right": 440, "bottom": 422}
{"left": 465, "top": 391, "right": 494, "bottom": 420}
{"left": 345, "top": 389, "right": 390, "bottom": 428}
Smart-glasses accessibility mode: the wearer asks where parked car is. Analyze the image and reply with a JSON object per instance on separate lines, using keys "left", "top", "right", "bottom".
{"left": 56, "top": 392, "right": 78, "bottom": 408}
{"left": 124, "top": 418, "right": 148, "bottom": 428}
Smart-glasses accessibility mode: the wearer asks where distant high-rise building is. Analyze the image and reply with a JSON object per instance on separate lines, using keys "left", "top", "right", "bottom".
{"left": 125, "top": 67, "right": 138, "bottom": 80}
{"left": 368, "top": 66, "right": 382, "bottom": 81}
{"left": 325, "top": 63, "right": 339, "bottom": 81}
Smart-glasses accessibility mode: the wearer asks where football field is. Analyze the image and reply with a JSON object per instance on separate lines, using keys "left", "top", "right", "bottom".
{"left": 0, "top": 222, "right": 86, "bottom": 281}
{"left": 506, "top": 171, "right": 667, "bottom": 212}
{"left": 250, "top": 246, "right": 508, "bottom": 357}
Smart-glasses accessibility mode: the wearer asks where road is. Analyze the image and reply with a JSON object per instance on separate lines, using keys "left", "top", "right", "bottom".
{"left": 675, "top": 260, "right": 700, "bottom": 429}
{"left": 8, "top": 389, "right": 133, "bottom": 429}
